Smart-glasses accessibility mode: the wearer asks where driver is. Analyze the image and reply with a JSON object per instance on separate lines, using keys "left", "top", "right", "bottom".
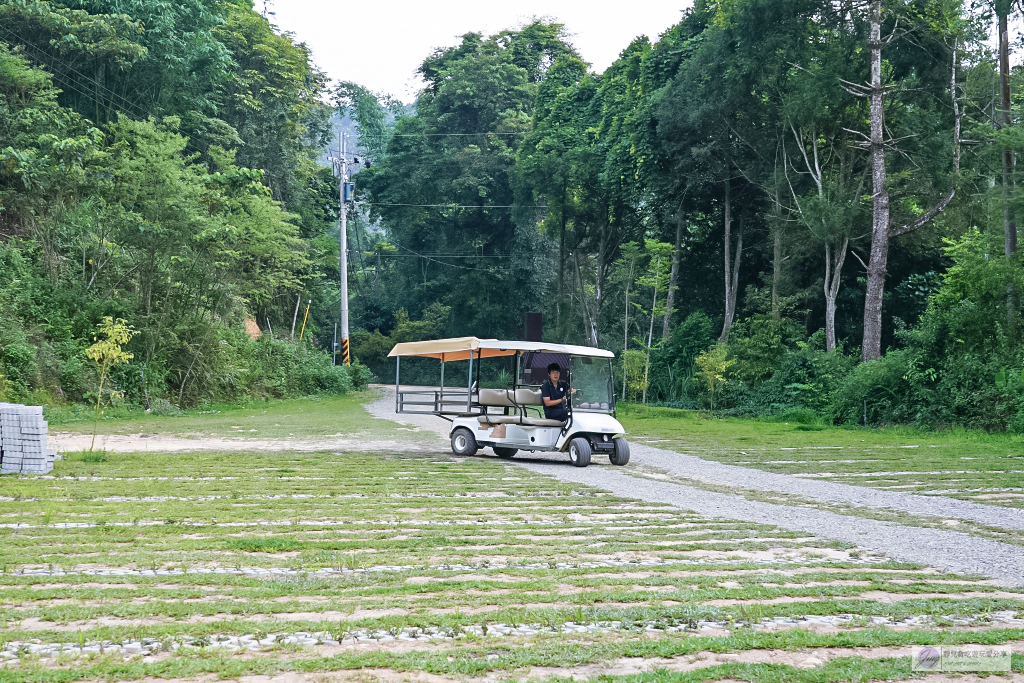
{"left": 541, "top": 363, "right": 572, "bottom": 422}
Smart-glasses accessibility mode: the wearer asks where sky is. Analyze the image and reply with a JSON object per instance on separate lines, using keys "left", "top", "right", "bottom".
{"left": 266, "top": 0, "right": 693, "bottom": 101}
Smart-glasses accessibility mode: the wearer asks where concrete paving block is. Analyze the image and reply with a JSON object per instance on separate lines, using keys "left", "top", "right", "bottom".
{"left": 0, "top": 403, "right": 51, "bottom": 474}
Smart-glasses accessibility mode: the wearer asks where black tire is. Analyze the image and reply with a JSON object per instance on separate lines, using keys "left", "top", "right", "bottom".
{"left": 451, "top": 428, "right": 478, "bottom": 456}
{"left": 493, "top": 447, "right": 518, "bottom": 459}
{"left": 610, "top": 437, "right": 630, "bottom": 466}
{"left": 568, "top": 437, "right": 591, "bottom": 468}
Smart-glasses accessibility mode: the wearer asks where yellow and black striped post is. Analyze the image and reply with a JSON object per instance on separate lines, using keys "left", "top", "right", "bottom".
{"left": 341, "top": 337, "right": 350, "bottom": 366}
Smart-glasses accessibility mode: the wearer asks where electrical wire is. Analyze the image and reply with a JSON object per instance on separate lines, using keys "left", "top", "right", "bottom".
{"left": 391, "top": 242, "right": 508, "bottom": 274}
{"left": 355, "top": 132, "right": 528, "bottom": 137}
{"left": 1, "top": 28, "right": 212, "bottom": 158}
{"left": 374, "top": 254, "right": 511, "bottom": 258}
{"left": 358, "top": 203, "right": 545, "bottom": 209}
{"left": 0, "top": 27, "right": 152, "bottom": 119}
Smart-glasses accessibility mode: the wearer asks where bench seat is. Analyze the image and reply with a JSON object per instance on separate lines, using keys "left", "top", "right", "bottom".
{"left": 477, "top": 415, "right": 563, "bottom": 427}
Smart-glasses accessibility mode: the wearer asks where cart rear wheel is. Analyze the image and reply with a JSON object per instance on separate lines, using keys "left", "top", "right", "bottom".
{"left": 451, "top": 428, "right": 478, "bottom": 456}
{"left": 568, "top": 437, "right": 591, "bottom": 467}
{"left": 493, "top": 447, "right": 518, "bottom": 459}
{"left": 609, "top": 437, "right": 630, "bottom": 466}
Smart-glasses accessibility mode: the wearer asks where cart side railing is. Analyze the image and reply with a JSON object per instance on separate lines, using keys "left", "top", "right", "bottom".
{"left": 396, "top": 388, "right": 480, "bottom": 415}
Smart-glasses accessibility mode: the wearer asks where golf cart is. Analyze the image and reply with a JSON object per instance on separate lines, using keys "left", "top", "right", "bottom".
{"left": 388, "top": 337, "right": 629, "bottom": 467}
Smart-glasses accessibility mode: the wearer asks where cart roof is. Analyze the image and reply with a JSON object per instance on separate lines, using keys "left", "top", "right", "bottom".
{"left": 388, "top": 337, "right": 615, "bottom": 361}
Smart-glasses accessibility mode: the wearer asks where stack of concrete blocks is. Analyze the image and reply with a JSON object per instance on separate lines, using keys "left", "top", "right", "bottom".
{"left": 0, "top": 404, "right": 57, "bottom": 474}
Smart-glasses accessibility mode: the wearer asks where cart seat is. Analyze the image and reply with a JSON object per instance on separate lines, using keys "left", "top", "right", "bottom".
{"left": 478, "top": 388, "right": 515, "bottom": 407}
{"left": 515, "top": 388, "right": 543, "bottom": 405}
{"left": 478, "top": 388, "right": 545, "bottom": 407}
{"left": 478, "top": 415, "right": 564, "bottom": 427}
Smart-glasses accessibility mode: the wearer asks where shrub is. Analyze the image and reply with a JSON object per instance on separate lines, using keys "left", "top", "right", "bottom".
{"left": 756, "top": 332, "right": 857, "bottom": 415}
{"left": 829, "top": 349, "right": 925, "bottom": 425}
{"left": 241, "top": 337, "right": 354, "bottom": 400}
{"left": 0, "top": 340, "right": 38, "bottom": 399}
{"left": 767, "top": 407, "right": 822, "bottom": 425}
{"left": 349, "top": 361, "right": 375, "bottom": 389}
{"left": 290, "top": 344, "right": 354, "bottom": 395}
{"left": 695, "top": 345, "right": 735, "bottom": 411}
{"left": 621, "top": 349, "right": 648, "bottom": 403}
{"left": 148, "top": 398, "right": 182, "bottom": 416}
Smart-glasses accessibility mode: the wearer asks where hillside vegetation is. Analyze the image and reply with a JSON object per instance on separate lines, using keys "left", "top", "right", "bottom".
{"left": 3, "top": 0, "right": 1024, "bottom": 429}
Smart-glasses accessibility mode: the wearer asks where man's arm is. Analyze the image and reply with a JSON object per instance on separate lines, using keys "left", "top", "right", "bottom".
{"left": 541, "top": 383, "right": 562, "bottom": 407}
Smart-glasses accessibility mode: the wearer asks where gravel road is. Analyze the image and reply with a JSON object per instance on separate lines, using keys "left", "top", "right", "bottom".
{"left": 365, "top": 391, "right": 1024, "bottom": 586}
{"left": 629, "top": 442, "right": 1024, "bottom": 532}
{"left": 516, "top": 460, "right": 1024, "bottom": 587}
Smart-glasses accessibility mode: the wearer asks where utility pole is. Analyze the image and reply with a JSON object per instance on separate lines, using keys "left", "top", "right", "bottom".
{"left": 338, "top": 132, "right": 350, "bottom": 365}
{"left": 331, "top": 129, "right": 359, "bottom": 365}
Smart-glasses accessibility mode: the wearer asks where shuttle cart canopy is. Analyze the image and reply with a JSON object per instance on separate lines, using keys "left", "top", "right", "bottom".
{"left": 388, "top": 337, "right": 614, "bottom": 361}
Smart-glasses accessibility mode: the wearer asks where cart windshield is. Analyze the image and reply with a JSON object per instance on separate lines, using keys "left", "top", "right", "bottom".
{"left": 570, "top": 356, "right": 614, "bottom": 412}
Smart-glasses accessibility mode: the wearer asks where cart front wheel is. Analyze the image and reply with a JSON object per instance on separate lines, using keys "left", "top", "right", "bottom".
{"left": 609, "top": 437, "right": 630, "bottom": 466}
{"left": 451, "top": 428, "right": 478, "bottom": 456}
{"left": 568, "top": 437, "right": 591, "bottom": 467}
{"left": 493, "top": 447, "right": 518, "bottom": 459}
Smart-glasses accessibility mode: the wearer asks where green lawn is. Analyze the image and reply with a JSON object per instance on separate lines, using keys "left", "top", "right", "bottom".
{"left": 1, "top": 443, "right": 1022, "bottom": 682}
{"left": 44, "top": 391, "right": 420, "bottom": 442}
{"left": 619, "top": 404, "right": 1024, "bottom": 508}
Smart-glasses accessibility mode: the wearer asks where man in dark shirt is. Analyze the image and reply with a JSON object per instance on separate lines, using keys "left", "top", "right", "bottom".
{"left": 541, "top": 363, "right": 571, "bottom": 422}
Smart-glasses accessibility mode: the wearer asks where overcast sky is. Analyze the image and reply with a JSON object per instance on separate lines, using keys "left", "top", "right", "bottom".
{"left": 266, "top": 0, "right": 692, "bottom": 101}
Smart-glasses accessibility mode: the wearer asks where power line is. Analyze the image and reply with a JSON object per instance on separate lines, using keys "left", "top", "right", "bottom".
{"left": 355, "top": 132, "right": 528, "bottom": 138}
{"left": 0, "top": 27, "right": 151, "bottom": 120}
{"left": 391, "top": 242, "right": 508, "bottom": 274}
{"left": 0, "top": 28, "right": 209, "bottom": 157}
{"left": 373, "top": 254, "right": 511, "bottom": 258}
{"left": 359, "top": 203, "right": 546, "bottom": 209}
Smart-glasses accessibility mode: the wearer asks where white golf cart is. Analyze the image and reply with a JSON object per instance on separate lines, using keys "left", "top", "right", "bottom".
{"left": 388, "top": 337, "right": 629, "bottom": 467}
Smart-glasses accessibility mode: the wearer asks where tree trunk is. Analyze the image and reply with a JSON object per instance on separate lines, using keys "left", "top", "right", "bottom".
{"left": 574, "top": 250, "right": 599, "bottom": 347}
{"left": 863, "top": 21, "right": 961, "bottom": 359}
{"left": 663, "top": 214, "right": 683, "bottom": 339}
{"left": 824, "top": 237, "right": 849, "bottom": 352}
{"left": 622, "top": 263, "right": 633, "bottom": 401}
{"left": 557, "top": 216, "right": 565, "bottom": 340}
{"left": 291, "top": 295, "right": 301, "bottom": 340}
{"left": 771, "top": 212, "right": 783, "bottom": 322}
{"left": 1000, "top": 5, "right": 1017, "bottom": 328}
{"left": 720, "top": 180, "right": 742, "bottom": 343}
{"left": 595, "top": 224, "right": 608, "bottom": 345}
{"left": 1000, "top": 7, "right": 1017, "bottom": 259}
{"left": 375, "top": 251, "right": 382, "bottom": 295}
{"left": 862, "top": 0, "right": 890, "bottom": 362}
{"left": 643, "top": 257, "right": 660, "bottom": 404}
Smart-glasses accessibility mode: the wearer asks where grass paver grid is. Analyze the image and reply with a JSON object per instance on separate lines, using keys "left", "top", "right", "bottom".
{"left": 2, "top": 449, "right": 1023, "bottom": 683}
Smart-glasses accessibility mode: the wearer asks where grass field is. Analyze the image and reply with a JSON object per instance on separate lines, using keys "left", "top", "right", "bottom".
{"left": 2, "top": 442, "right": 1023, "bottom": 682}
{"left": 620, "top": 405, "right": 1024, "bottom": 509}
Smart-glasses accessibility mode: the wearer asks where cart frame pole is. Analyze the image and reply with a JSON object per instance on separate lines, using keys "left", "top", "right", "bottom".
{"left": 466, "top": 351, "right": 474, "bottom": 413}
{"left": 395, "top": 357, "right": 401, "bottom": 413}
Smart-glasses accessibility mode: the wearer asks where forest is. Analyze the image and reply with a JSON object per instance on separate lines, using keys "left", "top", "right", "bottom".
{"left": 1, "top": 0, "right": 1023, "bottom": 429}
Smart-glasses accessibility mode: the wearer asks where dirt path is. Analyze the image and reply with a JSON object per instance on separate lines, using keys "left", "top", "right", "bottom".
{"left": 50, "top": 431, "right": 440, "bottom": 454}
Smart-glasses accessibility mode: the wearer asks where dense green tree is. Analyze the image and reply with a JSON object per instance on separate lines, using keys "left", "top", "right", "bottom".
{"left": 6, "top": 0, "right": 1024, "bottom": 429}
{"left": 0, "top": 1, "right": 359, "bottom": 406}
{"left": 360, "top": 22, "right": 578, "bottom": 344}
